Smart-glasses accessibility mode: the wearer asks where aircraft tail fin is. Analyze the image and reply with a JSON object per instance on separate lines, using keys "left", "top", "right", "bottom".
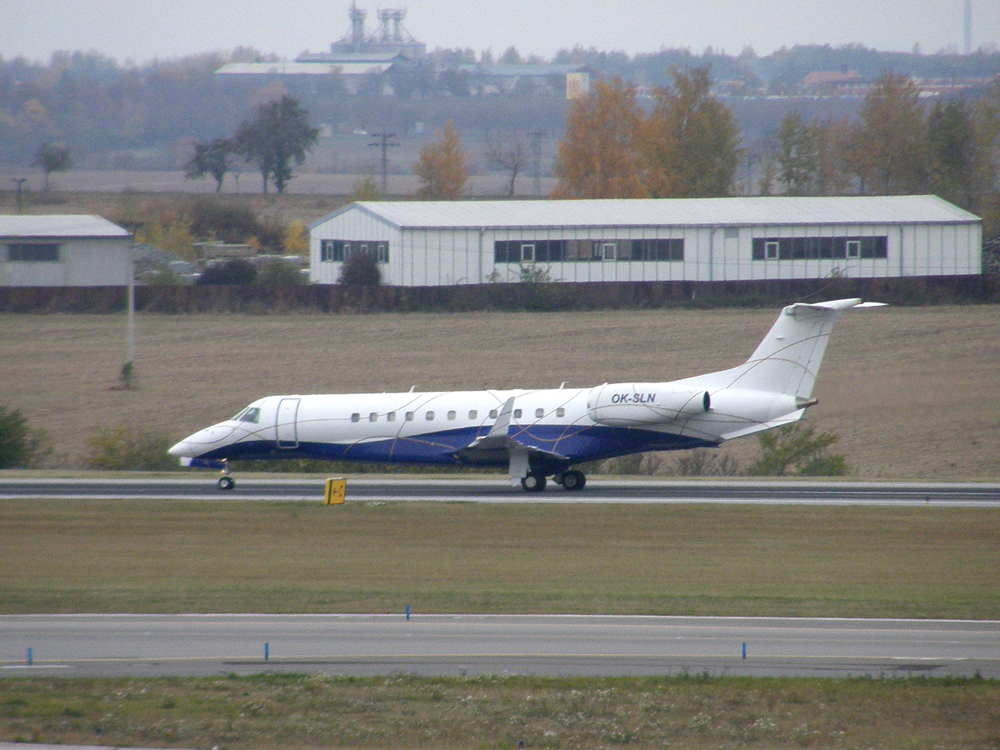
{"left": 722, "top": 298, "right": 878, "bottom": 399}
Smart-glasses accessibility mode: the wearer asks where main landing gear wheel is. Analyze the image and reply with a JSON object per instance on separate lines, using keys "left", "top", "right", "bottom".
{"left": 218, "top": 475, "right": 235, "bottom": 491}
{"left": 560, "top": 469, "right": 586, "bottom": 491}
{"left": 520, "top": 473, "right": 547, "bottom": 492}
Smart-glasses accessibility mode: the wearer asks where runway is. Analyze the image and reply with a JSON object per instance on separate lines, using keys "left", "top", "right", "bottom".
{"left": 2, "top": 477, "right": 999, "bottom": 505}
{"left": 2, "top": 614, "right": 997, "bottom": 680}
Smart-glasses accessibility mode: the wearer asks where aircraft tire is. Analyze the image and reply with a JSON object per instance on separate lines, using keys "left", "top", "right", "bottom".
{"left": 218, "top": 476, "right": 235, "bottom": 491}
{"left": 561, "top": 470, "right": 586, "bottom": 491}
{"left": 521, "top": 473, "right": 546, "bottom": 492}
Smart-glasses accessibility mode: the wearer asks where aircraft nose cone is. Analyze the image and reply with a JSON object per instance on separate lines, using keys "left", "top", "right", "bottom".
{"left": 168, "top": 424, "right": 237, "bottom": 459}
{"left": 168, "top": 440, "right": 192, "bottom": 457}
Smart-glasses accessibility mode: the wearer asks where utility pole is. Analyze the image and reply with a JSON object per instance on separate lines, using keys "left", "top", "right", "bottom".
{"left": 368, "top": 128, "right": 398, "bottom": 194}
{"left": 118, "top": 220, "right": 140, "bottom": 389}
{"left": 529, "top": 129, "right": 543, "bottom": 197}
{"left": 11, "top": 177, "right": 27, "bottom": 213}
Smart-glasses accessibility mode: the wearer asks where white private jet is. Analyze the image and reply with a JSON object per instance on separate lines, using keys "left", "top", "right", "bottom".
{"left": 169, "top": 298, "right": 880, "bottom": 491}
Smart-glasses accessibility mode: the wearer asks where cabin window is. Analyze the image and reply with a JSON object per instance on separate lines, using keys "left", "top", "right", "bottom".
{"left": 535, "top": 408, "right": 544, "bottom": 418}
{"left": 387, "top": 411, "right": 396, "bottom": 422}
{"left": 556, "top": 407, "right": 565, "bottom": 418}
{"left": 469, "top": 410, "right": 477, "bottom": 420}
{"left": 369, "top": 412, "right": 378, "bottom": 422}
{"left": 405, "top": 411, "right": 414, "bottom": 421}
{"left": 351, "top": 413, "right": 360, "bottom": 423}
{"left": 446, "top": 410, "right": 456, "bottom": 420}
{"left": 489, "top": 409, "right": 498, "bottom": 419}
{"left": 425, "top": 411, "right": 435, "bottom": 421}
{"left": 513, "top": 409, "right": 522, "bottom": 419}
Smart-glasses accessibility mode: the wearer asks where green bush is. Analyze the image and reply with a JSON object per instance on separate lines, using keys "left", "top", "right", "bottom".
{"left": 85, "top": 426, "right": 179, "bottom": 471}
{"left": 671, "top": 448, "right": 741, "bottom": 476}
{"left": 256, "top": 257, "right": 304, "bottom": 286}
{"left": 0, "top": 406, "right": 52, "bottom": 469}
{"left": 599, "top": 452, "right": 664, "bottom": 475}
{"left": 337, "top": 251, "right": 381, "bottom": 287}
{"left": 746, "top": 423, "right": 849, "bottom": 477}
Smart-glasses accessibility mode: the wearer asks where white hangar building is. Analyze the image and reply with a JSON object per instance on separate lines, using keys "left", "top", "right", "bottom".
{"left": 309, "top": 195, "right": 982, "bottom": 286}
{"left": 0, "top": 215, "right": 131, "bottom": 286}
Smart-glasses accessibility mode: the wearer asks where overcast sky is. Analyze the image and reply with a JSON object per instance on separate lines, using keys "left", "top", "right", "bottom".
{"left": 1, "top": 0, "right": 998, "bottom": 65}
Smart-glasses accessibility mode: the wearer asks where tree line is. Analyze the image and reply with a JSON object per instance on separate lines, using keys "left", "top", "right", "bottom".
{"left": 541, "top": 67, "right": 1000, "bottom": 230}
{"left": 3, "top": 44, "right": 999, "bottom": 171}
{"left": 772, "top": 72, "right": 999, "bottom": 211}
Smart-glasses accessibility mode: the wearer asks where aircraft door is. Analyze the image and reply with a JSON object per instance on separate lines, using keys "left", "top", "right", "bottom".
{"left": 276, "top": 398, "right": 300, "bottom": 449}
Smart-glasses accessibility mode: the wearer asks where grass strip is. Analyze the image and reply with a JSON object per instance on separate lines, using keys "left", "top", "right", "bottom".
{"left": 2, "top": 673, "right": 999, "bottom": 749}
{"left": 2, "top": 500, "right": 998, "bottom": 619}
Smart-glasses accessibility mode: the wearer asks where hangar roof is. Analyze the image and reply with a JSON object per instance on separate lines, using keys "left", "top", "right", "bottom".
{"left": 0, "top": 214, "right": 130, "bottom": 240}
{"left": 313, "top": 195, "right": 980, "bottom": 231}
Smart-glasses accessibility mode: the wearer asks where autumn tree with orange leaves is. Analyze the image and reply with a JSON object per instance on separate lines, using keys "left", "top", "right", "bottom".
{"left": 414, "top": 119, "right": 469, "bottom": 199}
{"left": 552, "top": 78, "right": 648, "bottom": 199}
{"left": 553, "top": 68, "right": 742, "bottom": 200}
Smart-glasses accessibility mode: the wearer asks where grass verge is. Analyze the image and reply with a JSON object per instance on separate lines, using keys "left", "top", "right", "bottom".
{"left": 2, "top": 500, "right": 998, "bottom": 619}
{"left": 2, "top": 673, "right": 999, "bottom": 749}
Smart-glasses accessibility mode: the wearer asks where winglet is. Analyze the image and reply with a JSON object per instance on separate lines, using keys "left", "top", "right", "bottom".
{"left": 485, "top": 396, "right": 516, "bottom": 439}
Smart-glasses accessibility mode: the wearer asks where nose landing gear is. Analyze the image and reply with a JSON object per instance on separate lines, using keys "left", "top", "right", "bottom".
{"left": 217, "top": 462, "right": 235, "bottom": 491}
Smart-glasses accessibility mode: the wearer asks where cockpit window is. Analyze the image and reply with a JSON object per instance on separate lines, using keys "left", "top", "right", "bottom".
{"left": 238, "top": 407, "right": 261, "bottom": 424}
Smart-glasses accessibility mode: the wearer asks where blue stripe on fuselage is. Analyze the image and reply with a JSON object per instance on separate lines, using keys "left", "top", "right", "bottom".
{"left": 195, "top": 424, "right": 717, "bottom": 467}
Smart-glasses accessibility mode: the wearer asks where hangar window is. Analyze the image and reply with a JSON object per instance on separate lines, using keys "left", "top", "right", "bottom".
{"left": 494, "top": 240, "right": 565, "bottom": 263}
{"left": 321, "top": 239, "right": 389, "bottom": 263}
{"left": 8, "top": 243, "right": 59, "bottom": 262}
{"left": 629, "top": 239, "right": 684, "bottom": 261}
{"left": 752, "top": 236, "right": 888, "bottom": 261}
{"left": 496, "top": 239, "right": 684, "bottom": 263}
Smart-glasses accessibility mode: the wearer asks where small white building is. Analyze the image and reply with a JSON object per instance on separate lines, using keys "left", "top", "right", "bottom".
{"left": 0, "top": 215, "right": 131, "bottom": 286}
{"left": 309, "top": 195, "right": 982, "bottom": 286}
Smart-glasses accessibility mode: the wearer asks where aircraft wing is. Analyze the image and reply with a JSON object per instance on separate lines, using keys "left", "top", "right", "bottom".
{"left": 454, "top": 396, "right": 570, "bottom": 468}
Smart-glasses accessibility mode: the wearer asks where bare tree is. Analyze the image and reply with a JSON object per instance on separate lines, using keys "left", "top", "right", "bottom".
{"left": 485, "top": 133, "right": 527, "bottom": 197}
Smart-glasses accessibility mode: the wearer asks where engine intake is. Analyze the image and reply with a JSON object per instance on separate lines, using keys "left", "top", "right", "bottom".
{"left": 587, "top": 383, "right": 711, "bottom": 427}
